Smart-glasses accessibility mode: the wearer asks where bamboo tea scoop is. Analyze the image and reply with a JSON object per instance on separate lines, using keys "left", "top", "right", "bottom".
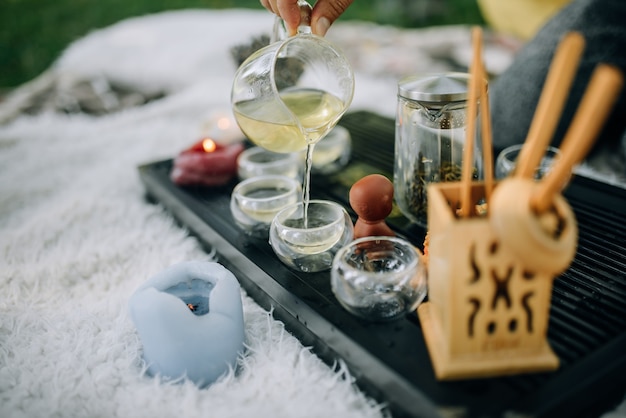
{"left": 490, "top": 64, "right": 624, "bottom": 273}
{"left": 459, "top": 26, "right": 484, "bottom": 217}
{"left": 515, "top": 32, "right": 585, "bottom": 179}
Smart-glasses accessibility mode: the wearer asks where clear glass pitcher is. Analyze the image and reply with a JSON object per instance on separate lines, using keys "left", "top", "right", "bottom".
{"left": 230, "top": 0, "right": 354, "bottom": 154}
{"left": 394, "top": 73, "right": 484, "bottom": 226}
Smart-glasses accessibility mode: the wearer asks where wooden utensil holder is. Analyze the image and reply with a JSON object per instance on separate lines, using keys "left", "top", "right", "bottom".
{"left": 418, "top": 181, "right": 560, "bottom": 380}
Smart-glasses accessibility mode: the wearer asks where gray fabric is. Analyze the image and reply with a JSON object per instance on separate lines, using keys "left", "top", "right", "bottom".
{"left": 490, "top": 0, "right": 626, "bottom": 176}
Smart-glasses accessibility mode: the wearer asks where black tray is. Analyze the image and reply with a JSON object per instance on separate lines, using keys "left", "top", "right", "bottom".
{"left": 138, "top": 111, "right": 626, "bottom": 418}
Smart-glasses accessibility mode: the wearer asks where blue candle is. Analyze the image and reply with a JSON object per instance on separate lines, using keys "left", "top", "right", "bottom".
{"left": 129, "top": 261, "right": 245, "bottom": 387}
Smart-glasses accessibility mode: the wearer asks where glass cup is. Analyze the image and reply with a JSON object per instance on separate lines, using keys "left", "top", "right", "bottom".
{"left": 310, "top": 125, "right": 352, "bottom": 175}
{"left": 331, "top": 236, "right": 428, "bottom": 322}
{"left": 230, "top": 175, "right": 301, "bottom": 238}
{"left": 269, "top": 200, "right": 354, "bottom": 272}
{"left": 495, "top": 144, "right": 561, "bottom": 179}
{"left": 237, "top": 146, "right": 302, "bottom": 181}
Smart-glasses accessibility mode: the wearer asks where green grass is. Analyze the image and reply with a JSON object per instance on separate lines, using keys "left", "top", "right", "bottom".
{"left": 0, "top": 0, "right": 483, "bottom": 89}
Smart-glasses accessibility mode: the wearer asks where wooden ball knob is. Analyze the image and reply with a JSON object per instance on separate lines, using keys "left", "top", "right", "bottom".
{"left": 489, "top": 177, "right": 577, "bottom": 274}
{"left": 349, "top": 174, "right": 395, "bottom": 238}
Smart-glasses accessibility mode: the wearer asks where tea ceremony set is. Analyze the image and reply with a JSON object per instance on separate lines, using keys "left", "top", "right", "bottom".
{"left": 1, "top": 3, "right": 625, "bottom": 418}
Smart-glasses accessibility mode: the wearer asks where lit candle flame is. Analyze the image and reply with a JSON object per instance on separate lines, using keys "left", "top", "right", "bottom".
{"left": 201, "top": 138, "right": 217, "bottom": 153}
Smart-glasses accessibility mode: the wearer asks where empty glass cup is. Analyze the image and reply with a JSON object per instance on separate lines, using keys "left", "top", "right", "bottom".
{"left": 237, "top": 146, "right": 302, "bottom": 181}
{"left": 495, "top": 144, "right": 561, "bottom": 179}
{"left": 230, "top": 175, "right": 301, "bottom": 238}
{"left": 310, "top": 125, "right": 352, "bottom": 175}
{"left": 331, "top": 236, "right": 428, "bottom": 322}
{"left": 269, "top": 200, "right": 354, "bottom": 272}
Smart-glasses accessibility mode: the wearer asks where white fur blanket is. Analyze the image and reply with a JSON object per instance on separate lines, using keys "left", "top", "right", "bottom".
{"left": 0, "top": 9, "right": 395, "bottom": 418}
{"left": 1, "top": 8, "right": 623, "bottom": 418}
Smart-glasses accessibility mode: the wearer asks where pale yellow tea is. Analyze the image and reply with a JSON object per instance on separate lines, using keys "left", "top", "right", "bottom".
{"left": 233, "top": 87, "right": 344, "bottom": 153}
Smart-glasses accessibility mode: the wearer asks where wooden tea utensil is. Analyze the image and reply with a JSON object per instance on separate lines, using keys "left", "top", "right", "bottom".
{"left": 515, "top": 32, "right": 585, "bottom": 179}
{"left": 490, "top": 64, "right": 624, "bottom": 273}
{"left": 531, "top": 64, "right": 624, "bottom": 211}
{"left": 480, "top": 49, "right": 494, "bottom": 203}
{"left": 460, "top": 26, "right": 494, "bottom": 212}
{"left": 459, "top": 26, "right": 484, "bottom": 218}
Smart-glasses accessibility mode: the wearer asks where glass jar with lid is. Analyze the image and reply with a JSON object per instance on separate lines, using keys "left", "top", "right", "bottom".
{"left": 393, "top": 73, "right": 484, "bottom": 227}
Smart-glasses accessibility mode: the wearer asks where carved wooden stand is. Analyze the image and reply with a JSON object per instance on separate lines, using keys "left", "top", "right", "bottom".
{"left": 418, "top": 181, "right": 560, "bottom": 380}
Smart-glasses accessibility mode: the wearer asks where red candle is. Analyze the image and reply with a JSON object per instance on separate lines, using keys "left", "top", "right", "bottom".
{"left": 186, "top": 138, "right": 220, "bottom": 153}
{"left": 170, "top": 137, "right": 244, "bottom": 187}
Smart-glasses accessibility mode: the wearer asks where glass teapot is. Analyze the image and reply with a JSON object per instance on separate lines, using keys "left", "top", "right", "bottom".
{"left": 394, "top": 73, "right": 484, "bottom": 226}
{"left": 231, "top": 0, "right": 354, "bottom": 153}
